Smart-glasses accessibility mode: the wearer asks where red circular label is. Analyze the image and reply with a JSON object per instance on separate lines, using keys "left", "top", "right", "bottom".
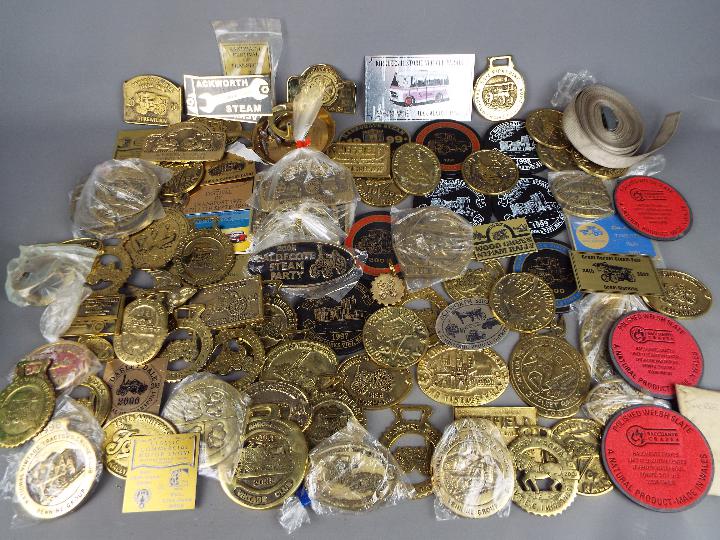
{"left": 414, "top": 121, "right": 481, "bottom": 173}
{"left": 345, "top": 213, "right": 401, "bottom": 277}
{"left": 609, "top": 311, "right": 703, "bottom": 398}
{"left": 613, "top": 176, "right": 692, "bottom": 240}
{"left": 602, "top": 405, "right": 714, "bottom": 512}
{"left": 27, "top": 341, "right": 95, "bottom": 390}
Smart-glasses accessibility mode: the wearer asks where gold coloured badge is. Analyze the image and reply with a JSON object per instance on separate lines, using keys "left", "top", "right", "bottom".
{"left": 74, "top": 375, "right": 111, "bottom": 425}
{"left": 125, "top": 208, "right": 190, "bottom": 269}
{"left": 15, "top": 419, "right": 99, "bottom": 519}
{"left": 473, "top": 56, "right": 526, "bottom": 121}
{"left": 371, "top": 268, "right": 406, "bottom": 306}
{"left": 327, "top": 143, "right": 391, "bottom": 178}
{"left": 173, "top": 216, "right": 235, "bottom": 286}
{"left": 103, "top": 357, "right": 168, "bottom": 420}
{"left": 379, "top": 405, "right": 440, "bottom": 499}
{"left": 190, "top": 277, "right": 263, "bottom": 329}
{"left": 454, "top": 406, "right": 537, "bottom": 448}
{"left": 442, "top": 261, "right": 505, "bottom": 300}
{"left": 113, "top": 295, "right": 168, "bottom": 366}
{"left": 305, "top": 381, "right": 366, "bottom": 448}
{"left": 550, "top": 172, "right": 613, "bottom": 218}
{"left": 337, "top": 352, "right": 413, "bottom": 410}
{"left": 160, "top": 162, "right": 205, "bottom": 199}
{"left": 287, "top": 64, "right": 357, "bottom": 114}
{"left": 489, "top": 272, "right": 555, "bottom": 333}
{"left": 141, "top": 122, "right": 226, "bottom": 162}
{"left": 363, "top": 306, "right": 429, "bottom": 370}
{"left": 525, "top": 109, "right": 570, "bottom": 149}
{"left": 462, "top": 149, "right": 519, "bottom": 195}
{"left": 123, "top": 75, "right": 182, "bottom": 126}
{"left": 114, "top": 128, "right": 165, "bottom": 159}
{"left": 245, "top": 380, "right": 312, "bottom": 431}
{"left": 64, "top": 294, "right": 125, "bottom": 337}
{"left": 260, "top": 340, "right": 338, "bottom": 397}
{"left": 86, "top": 244, "right": 133, "bottom": 295}
{"left": 202, "top": 154, "right": 256, "bottom": 185}
{"left": 0, "top": 359, "right": 56, "bottom": 448}
{"left": 391, "top": 143, "right": 442, "bottom": 195}
{"left": 570, "top": 149, "right": 627, "bottom": 180}
{"left": 536, "top": 143, "right": 578, "bottom": 172}
{"left": 642, "top": 269, "right": 712, "bottom": 319}
{"left": 206, "top": 327, "right": 266, "bottom": 391}
{"left": 472, "top": 218, "right": 537, "bottom": 261}
{"left": 161, "top": 307, "right": 214, "bottom": 383}
{"left": 569, "top": 251, "right": 663, "bottom": 295}
{"left": 355, "top": 177, "right": 407, "bottom": 207}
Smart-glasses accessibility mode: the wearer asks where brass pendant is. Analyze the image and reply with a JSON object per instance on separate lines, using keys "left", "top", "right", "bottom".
{"left": 190, "top": 277, "right": 264, "bottom": 329}
{"left": 525, "top": 109, "right": 570, "bottom": 149}
{"left": 337, "top": 352, "right": 412, "bottom": 410}
{"left": 173, "top": 216, "right": 235, "bottom": 286}
{"left": 123, "top": 75, "right": 182, "bottom": 126}
{"left": 86, "top": 243, "right": 133, "bottom": 295}
{"left": 74, "top": 375, "right": 111, "bottom": 425}
{"left": 371, "top": 267, "right": 406, "bottom": 306}
{"left": 113, "top": 295, "right": 168, "bottom": 366}
{"left": 160, "top": 306, "right": 214, "bottom": 383}
{"left": 363, "top": 306, "right": 429, "bottom": 369}
{"left": 125, "top": 208, "right": 190, "bottom": 269}
{"left": 442, "top": 261, "right": 505, "bottom": 301}
{"left": 245, "top": 380, "right": 312, "bottom": 431}
{"left": 489, "top": 272, "right": 556, "bottom": 333}
{"left": 0, "top": 359, "right": 56, "bottom": 448}
{"left": 287, "top": 64, "right": 356, "bottom": 114}
{"left": 260, "top": 340, "right": 338, "bottom": 398}
{"left": 473, "top": 55, "right": 526, "bottom": 121}
{"left": 206, "top": 328, "right": 266, "bottom": 391}
{"left": 305, "top": 377, "right": 366, "bottom": 448}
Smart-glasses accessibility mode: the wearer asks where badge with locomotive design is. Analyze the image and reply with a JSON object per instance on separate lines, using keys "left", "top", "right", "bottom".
{"left": 114, "top": 128, "right": 165, "bottom": 159}
{"left": 123, "top": 75, "right": 182, "bottom": 126}
{"left": 413, "top": 120, "right": 481, "bottom": 177}
{"left": 493, "top": 175, "right": 565, "bottom": 237}
{"left": 473, "top": 56, "right": 526, "bottom": 122}
{"left": 345, "top": 212, "right": 399, "bottom": 277}
{"left": 482, "top": 120, "right": 543, "bottom": 173}
{"left": 413, "top": 176, "right": 494, "bottom": 226}
{"left": 141, "top": 121, "right": 226, "bottom": 162}
{"left": 472, "top": 217, "right": 537, "bottom": 261}
{"left": 190, "top": 277, "right": 264, "bottom": 329}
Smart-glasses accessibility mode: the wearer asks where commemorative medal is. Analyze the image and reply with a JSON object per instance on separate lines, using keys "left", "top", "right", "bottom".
{"left": 173, "top": 216, "right": 235, "bottom": 286}
{"left": 471, "top": 217, "right": 537, "bottom": 261}
{"left": 337, "top": 353, "right": 413, "bottom": 410}
{"left": 473, "top": 56, "right": 526, "bottom": 121}
{"left": 339, "top": 123, "right": 410, "bottom": 154}
{"left": 15, "top": 419, "right": 98, "bottom": 519}
{"left": 482, "top": 120, "right": 543, "bottom": 173}
{"left": 525, "top": 109, "right": 570, "bottom": 149}
{"left": 113, "top": 295, "right": 168, "bottom": 366}
{"left": 550, "top": 172, "right": 613, "bottom": 218}
{"left": 248, "top": 288, "right": 297, "bottom": 348}
{"left": 642, "top": 269, "right": 712, "bottom": 318}
{"left": 190, "top": 277, "right": 264, "bottom": 329}
{"left": 327, "top": 142, "right": 391, "bottom": 178}
{"left": 510, "top": 335, "right": 590, "bottom": 418}
{"left": 64, "top": 294, "right": 125, "bottom": 337}
{"left": 602, "top": 405, "right": 713, "bottom": 512}
{"left": 413, "top": 176, "right": 494, "bottom": 226}
{"left": 123, "top": 75, "right": 181, "bottom": 126}
{"left": 413, "top": 121, "right": 481, "bottom": 177}
{"left": 162, "top": 376, "right": 249, "bottom": 468}
{"left": 103, "top": 357, "right": 167, "bottom": 420}
{"left": 103, "top": 412, "right": 177, "bottom": 478}
{"left": 435, "top": 297, "right": 508, "bottom": 350}
{"left": 355, "top": 177, "right": 407, "bottom": 207}
{"left": 126, "top": 208, "right": 190, "bottom": 269}
{"left": 74, "top": 375, "right": 111, "bottom": 425}
{"left": 571, "top": 149, "right": 627, "bottom": 180}
{"left": 609, "top": 311, "right": 703, "bottom": 399}
{"left": 0, "top": 360, "right": 55, "bottom": 448}
{"left": 245, "top": 380, "right": 311, "bottom": 430}
{"left": 77, "top": 336, "right": 114, "bottom": 362}
{"left": 346, "top": 212, "right": 399, "bottom": 277}
{"left": 114, "top": 128, "right": 164, "bottom": 159}
{"left": 392, "top": 143, "right": 442, "bottom": 195}
{"left": 141, "top": 121, "right": 226, "bottom": 162}
{"left": 202, "top": 154, "right": 256, "bottom": 185}
{"left": 462, "top": 150, "right": 519, "bottom": 195}
{"left": 442, "top": 261, "right": 505, "bottom": 301}
{"left": 260, "top": 341, "right": 338, "bottom": 397}
{"left": 183, "top": 74, "right": 272, "bottom": 121}
{"left": 453, "top": 406, "right": 537, "bottom": 447}
{"left": 86, "top": 244, "right": 133, "bottom": 295}
{"left": 569, "top": 251, "right": 663, "bottom": 295}
{"left": 493, "top": 175, "right": 565, "bottom": 237}
{"left": 535, "top": 143, "right": 577, "bottom": 172}
{"left": 380, "top": 405, "right": 441, "bottom": 498}
{"left": 287, "top": 64, "right": 356, "bottom": 113}
{"left": 371, "top": 267, "right": 406, "bottom": 307}
{"left": 417, "top": 344, "right": 509, "bottom": 406}
{"left": 552, "top": 418, "right": 613, "bottom": 496}
{"left": 305, "top": 380, "right": 366, "bottom": 447}
{"left": 583, "top": 378, "right": 660, "bottom": 425}
{"left": 363, "top": 306, "right": 429, "bottom": 369}
{"left": 489, "top": 272, "right": 555, "bottom": 333}
{"left": 206, "top": 328, "right": 266, "bottom": 391}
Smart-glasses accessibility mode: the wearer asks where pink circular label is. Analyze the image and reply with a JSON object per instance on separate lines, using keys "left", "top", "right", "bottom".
{"left": 602, "top": 405, "right": 714, "bottom": 512}
{"left": 614, "top": 176, "right": 691, "bottom": 240}
{"left": 609, "top": 311, "right": 703, "bottom": 398}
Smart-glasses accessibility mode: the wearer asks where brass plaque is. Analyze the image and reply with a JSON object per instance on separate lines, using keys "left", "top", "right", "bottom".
{"left": 113, "top": 128, "right": 164, "bottom": 159}
{"left": 219, "top": 42, "right": 271, "bottom": 76}
{"left": 190, "top": 277, "right": 263, "bottom": 329}
{"left": 141, "top": 122, "right": 226, "bottom": 162}
{"left": 327, "top": 142, "right": 391, "bottom": 178}
{"left": 454, "top": 406, "right": 537, "bottom": 447}
{"left": 123, "top": 75, "right": 182, "bottom": 126}
{"left": 184, "top": 180, "right": 255, "bottom": 214}
{"left": 472, "top": 217, "right": 537, "bottom": 261}
{"left": 64, "top": 294, "right": 125, "bottom": 336}
{"left": 569, "top": 251, "right": 663, "bottom": 295}
{"left": 203, "top": 154, "right": 256, "bottom": 185}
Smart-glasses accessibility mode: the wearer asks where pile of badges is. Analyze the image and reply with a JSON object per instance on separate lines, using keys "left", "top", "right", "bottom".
{"left": 1, "top": 17, "right": 717, "bottom": 530}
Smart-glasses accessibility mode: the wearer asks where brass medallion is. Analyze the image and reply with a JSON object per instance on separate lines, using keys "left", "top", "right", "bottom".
{"left": 74, "top": 375, "right": 111, "bottom": 425}
{"left": 435, "top": 297, "right": 509, "bottom": 350}
{"left": 391, "top": 143, "right": 441, "bottom": 195}
{"left": 186, "top": 116, "right": 244, "bottom": 144}
{"left": 431, "top": 419, "right": 515, "bottom": 518}
{"left": 417, "top": 344, "right": 509, "bottom": 406}
{"left": 583, "top": 377, "right": 663, "bottom": 425}
{"left": 462, "top": 149, "right": 519, "bottom": 195}
{"left": 473, "top": 56, "right": 526, "bottom": 121}
{"left": 219, "top": 405, "right": 308, "bottom": 509}
{"left": 160, "top": 307, "right": 214, "bottom": 383}
{"left": 525, "top": 109, "right": 570, "bottom": 149}
{"left": 206, "top": 328, "right": 265, "bottom": 391}
{"left": 363, "top": 306, "right": 429, "bottom": 369}
{"left": 327, "top": 142, "right": 391, "bottom": 178}
{"left": 103, "top": 357, "right": 167, "bottom": 420}
{"left": 245, "top": 380, "right": 311, "bottom": 430}
{"left": 77, "top": 336, "right": 114, "bottom": 362}
{"left": 454, "top": 406, "right": 537, "bottom": 448}
{"left": 86, "top": 244, "right": 133, "bottom": 295}
{"left": 172, "top": 217, "right": 235, "bottom": 286}
{"left": 355, "top": 176, "right": 407, "bottom": 207}
{"left": 550, "top": 172, "right": 613, "bottom": 218}
{"left": 642, "top": 269, "right": 712, "bottom": 319}
{"left": 489, "top": 272, "right": 555, "bottom": 333}
{"left": 160, "top": 162, "right": 205, "bottom": 199}
{"left": 305, "top": 384, "right": 366, "bottom": 448}
{"left": 337, "top": 353, "right": 413, "bottom": 410}
{"left": 102, "top": 412, "right": 177, "bottom": 478}
{"left": 190, "top": 277, "right": 264, "bottom": 329}
{"left": 162, "top": 376, "right": 248, "bottom": 468}
{"left": 248, "top": 291, "right": 297, "bottom": 348}
{"left": 113, "top": 295, "right": 168, "bottom": 366}
{"left": 509, "top": 432, "right": 580, "bottom": 516}
{"left": 570, "top": 149, "right": 627, "bottom": 180}
{"left": 125, "top": 208, "right": 190, "bottom": 269}
{"left": 379, "top": 405, "right": 441, "bottom": 499}
{"left": 0, "top": 360, "right": 55, "bottom": 448}
{"left": 114, "top": 128, "right": 164, "bottom": 159}
{"left": 442, "top": 261, "right": 505, "bottom": 301}
{"left": 141, "top": 121, "right": 226, "bottom": 162}
{"left": 260, "top": 341, "right": 338, "bottom": 397}
{"left": 536, "top": 143, "right": 577, "bottom": 172}
{"left": 15, "top": 419, "right": 98, "bottom": 519}
{"left": 287, "top": 64, "right": 356, "bottom": 114}
{"left": 551, "top": 418, "right": 613, "bottom": 496}
{"left": 307, "top": 440, "right": 401, "bottom": 511}
{"left": 371, "top": 272, "right": 406, "bottom": 306}
{"left": 510, "top": 335, "right": 590, "bottom": 418}
{"left": 123, "top": 75, "right": 181, "bottom": 126}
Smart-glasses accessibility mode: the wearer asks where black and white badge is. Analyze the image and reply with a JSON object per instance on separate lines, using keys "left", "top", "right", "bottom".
{"left": 482, "top": 120, "right": 544, "bottom": 174}
{"left": 184, "top": 74, "right": 272, "bottom": 121}
{"left": 493, "top": 175, "right": 565, "bottom": 237}
{"left": 413, "top": 176, "right": 494, "bottom": 226}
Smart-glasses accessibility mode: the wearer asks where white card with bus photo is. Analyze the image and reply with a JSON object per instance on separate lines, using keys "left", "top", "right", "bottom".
{"left": 364, "top": 55, "right": 475, "bottom": 122}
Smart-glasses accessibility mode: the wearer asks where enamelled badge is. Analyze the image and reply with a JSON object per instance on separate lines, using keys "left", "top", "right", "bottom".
{"left": 413, "top": 120, "right": 481, "bottom": 177}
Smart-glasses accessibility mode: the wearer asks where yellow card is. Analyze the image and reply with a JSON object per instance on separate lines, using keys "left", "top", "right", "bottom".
{"left": 122, "top": 433, "right": 200, "bottom": 513}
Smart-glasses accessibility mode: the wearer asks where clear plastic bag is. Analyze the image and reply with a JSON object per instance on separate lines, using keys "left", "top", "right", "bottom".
{"left": 550, "top": 70, "right": 597, "bottom": 109}
{"left": 623, "top": 153, "right": 666, "bottom": 177}
{"left": 575, "top": 293, "right": 648, "bottom": 381}
{"left": 251, "top": 200, "right": 347, "bottom": 253}
{"left": 71, "top": 159, "right": 171, "bottom": 239}
{"left": 249, "top": 84, "right": 358, "bottom": 231}
{"left": 548, "top": 170, "right": 614, "bottom": 217}
{"left": 584, "top": 378, "right": 671, "bottom": 425}
{"left": 302, "top": 418, "right": 413, "bottom": 518}
{"left": 431, "top": 418, "right": 513, "bottom": 520}
{"left": 278, "top": 488, "right": 312, "bottom": 534}
{"left": 160, "top": 373, "right": 251, "bottom": 478}
{"left": 5, "top": 244, "right": 98, "bottom": 342}
{"left": 391, "top": 206, "right": 474, "bottom": 291}
{"left": 19, "top": 340, "right": 102, "bottom": 392}
{"left": 0, "top": 396, "right": 104, "bottom": 527}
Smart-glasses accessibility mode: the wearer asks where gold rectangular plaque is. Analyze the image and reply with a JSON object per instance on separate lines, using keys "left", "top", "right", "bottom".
{"left": 569, "top": 251, "right": 662, "bottom": 295}
{"left": 141, "top": 122, "right": 226, "bottom": 162}
{"left": 219, "top": 42, "right": 271, "bottom": 76}
{"left": 327, "top": 143, "right": 391, "bottom": 178}
{"left": 64, "top": 294, "right": 125, "bottom": 336}
{"left": 184, "top": 180, "right": 255, "bottom": 214}
{"left": 472, "top": 217, "right": 537, "bottom": 261}
{"left": 114, "top": 129, "right": 164, "bottom": 159}
{"left": 203, "top": 155, "right": 256, "bottom": 185}
{"left": 190, "top": 277, "right": 263, "bottom": 329}
{"left": 122, "top": 433, "right": 199, "bottom": 513}
{"left": 454, "top": 406, "right": 537, "bottom": 446}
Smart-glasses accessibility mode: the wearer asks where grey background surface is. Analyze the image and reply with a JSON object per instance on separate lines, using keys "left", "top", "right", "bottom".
{"left": 1, "top": 0, "right": 720, "bottom": 538}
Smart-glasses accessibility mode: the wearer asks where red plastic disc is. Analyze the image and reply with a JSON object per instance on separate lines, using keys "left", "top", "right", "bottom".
{"left": 613, "top": 176, "right": 692, "bottom": 240}
{"left": 602, "top": 405, "right": 714, "bottom": 512}
{"left": 609, "top": 311, "right": 703, "bottom": 399}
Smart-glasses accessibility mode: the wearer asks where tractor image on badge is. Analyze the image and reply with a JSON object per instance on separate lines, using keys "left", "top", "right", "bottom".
{"left": 389, "top": 71, "right": 450, "bottom": 106}
{"left": 593, "top": 262, "right": 636, "bottom": 283}
{"left": 425, "top": 133, "right": 471, "bottom": 155}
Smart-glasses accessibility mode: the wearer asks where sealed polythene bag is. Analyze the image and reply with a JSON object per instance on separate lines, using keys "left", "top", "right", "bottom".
{"left": 250, "top": 84, "right": 358, "bottom": 233}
